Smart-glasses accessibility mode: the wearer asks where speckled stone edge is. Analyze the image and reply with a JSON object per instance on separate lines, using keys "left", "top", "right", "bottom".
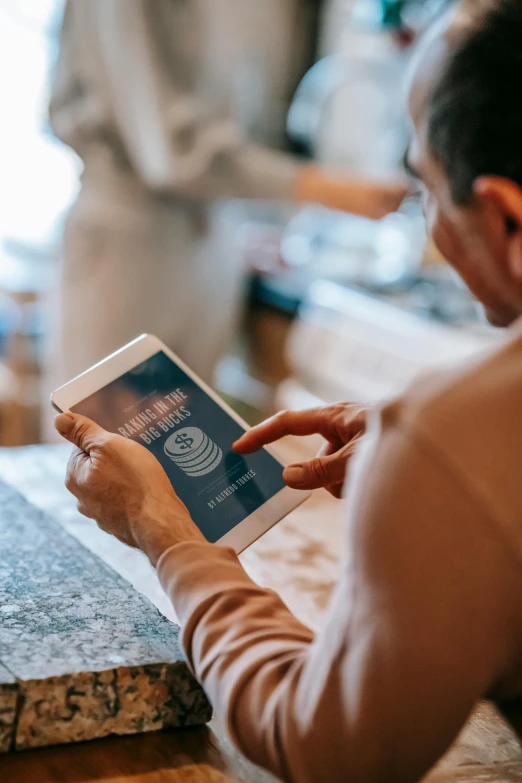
{"left": 0, "top": 665, "right": 18, "bottom": 753}
{"left": 0, "top": 662, "right": 212, "bottom": 752}
{"left": 12, "top": 662, "right": 212, "bottom": 751}
{"left": 0, "top": 477, "right": 212, "bottom": 753}
{"left": 0, "top": 643, "right": 212, "bottom": 754}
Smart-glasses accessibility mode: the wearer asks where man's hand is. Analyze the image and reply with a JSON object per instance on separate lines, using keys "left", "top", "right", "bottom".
{"left": 55, "top": 413, "right": 205, "bottom": 565}
{"left": 234, "top": 403, "right": 371, "bottom": 498}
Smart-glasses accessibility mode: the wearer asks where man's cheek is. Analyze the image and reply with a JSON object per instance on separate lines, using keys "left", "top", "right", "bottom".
{"left": 430, "top": 218, "right": 452, "bottom": 262}
{"left": 430, "top": 208, "right": 467, "bottom": 266}
{"left": 423, "top": 198, "right": 443, "bottom": 247}
{"left": 443, "top": 245, "right": 495, "bottom": 310}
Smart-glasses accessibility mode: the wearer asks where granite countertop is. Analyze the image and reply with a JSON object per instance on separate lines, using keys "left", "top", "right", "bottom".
{"left": 0, "top": 468, "right": 211, "bottom": 752}
{"left": 0, "top": 445, "right": 521, "bottom": 782}
{"left": 0, "top": 443, "right": 342, "bottom": 632}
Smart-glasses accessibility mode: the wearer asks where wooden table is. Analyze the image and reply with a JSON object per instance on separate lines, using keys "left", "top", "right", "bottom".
{"left": 0, "top": 446, "right": 521, "bottom": 783}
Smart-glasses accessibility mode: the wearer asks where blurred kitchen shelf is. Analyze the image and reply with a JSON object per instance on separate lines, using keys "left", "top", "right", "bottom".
{"left": 282, "top": 279, "right": 500, "bottom": 408}
{"left": 0, "top": 245, "right": 50, "bottom": 445}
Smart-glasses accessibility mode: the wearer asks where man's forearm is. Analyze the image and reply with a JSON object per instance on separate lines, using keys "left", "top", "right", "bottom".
{"left": 157, "top": 542, "right": 416, "bottom": 783}
{"left": 157, "top": 542, "right": 421, "bottom": 783}
{"left": 157, "top": 541, "right": 316, "bottom": 780}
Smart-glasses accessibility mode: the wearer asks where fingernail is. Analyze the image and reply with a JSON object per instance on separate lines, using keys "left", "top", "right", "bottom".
{"left": 283, "top": 466, "right": 304, "bottom": 485}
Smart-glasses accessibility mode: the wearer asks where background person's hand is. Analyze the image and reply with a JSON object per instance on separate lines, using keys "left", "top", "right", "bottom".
{"left": 294, "top": 166, "right": 409, "bottom": 221}
{"left": 234, "top": 403, "right": 371, "bottom": 498}
{"left": 55, "top": 413, "right": 205, "bottom": 565}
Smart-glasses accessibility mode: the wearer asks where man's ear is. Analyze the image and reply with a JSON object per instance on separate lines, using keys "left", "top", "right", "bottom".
{"left": 474, "top": 176, "right": 522, "bottom": 283}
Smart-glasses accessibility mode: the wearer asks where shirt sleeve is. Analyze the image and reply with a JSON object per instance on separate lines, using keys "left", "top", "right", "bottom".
{"left": 158, "top": 409, "right": 521, "bottom": 783}
{"left": 92, "top": 0, "right": 301, "bottom": 200}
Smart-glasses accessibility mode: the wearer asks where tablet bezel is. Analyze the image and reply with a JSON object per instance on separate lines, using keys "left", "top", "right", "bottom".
{"left": 51, "top": 334, "right": 311, "bottom": 553}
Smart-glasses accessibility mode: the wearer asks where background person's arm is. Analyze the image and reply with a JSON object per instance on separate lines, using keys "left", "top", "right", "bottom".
{"left": 93, "top": 0, "right": 405, "bottom": 217}
{"left": 159, "top": 409, "right": 522, "bottom": 783}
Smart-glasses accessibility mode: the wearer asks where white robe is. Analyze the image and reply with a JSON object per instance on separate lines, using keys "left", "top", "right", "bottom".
{"left": 44, "top": 0, "right": 317, "bottom": 428}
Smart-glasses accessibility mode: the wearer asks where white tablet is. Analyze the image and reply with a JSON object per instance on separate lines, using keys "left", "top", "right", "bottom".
{"left": 51, "top": 334, "right": 310, "bottom": 553}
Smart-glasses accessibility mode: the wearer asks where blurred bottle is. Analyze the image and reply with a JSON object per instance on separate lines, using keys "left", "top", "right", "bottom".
{"left": 288, "top": 0, "right": 451, "bottom": 175}
{"left": 288, "top": 0, "right": 412, "bottom": 178}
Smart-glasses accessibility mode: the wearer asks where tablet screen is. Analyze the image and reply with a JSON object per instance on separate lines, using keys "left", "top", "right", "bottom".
{"left": 71, "top": 351, "right": 286, "bottom": 542}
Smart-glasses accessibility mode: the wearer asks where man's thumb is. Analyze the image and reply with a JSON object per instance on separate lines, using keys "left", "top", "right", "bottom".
{"left": 54, "top": 413, "right": 107, "bottom": 453}
{"left": 283, "top": 453, "right": 347, "bottom": 491}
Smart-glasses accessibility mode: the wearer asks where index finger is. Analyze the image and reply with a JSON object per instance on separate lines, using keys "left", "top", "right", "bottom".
{"left": 233, "top": 408, "right": 338, "bottom": 453}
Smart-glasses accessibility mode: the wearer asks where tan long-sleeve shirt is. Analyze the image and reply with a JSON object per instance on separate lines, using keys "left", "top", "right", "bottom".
{"left": 158, "top": 320, "right": 522, "bottom": 783}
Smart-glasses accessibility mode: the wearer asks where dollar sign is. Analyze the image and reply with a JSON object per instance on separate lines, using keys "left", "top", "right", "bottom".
{"left": 174, "top": 432, "right": 194, "bottom": 451}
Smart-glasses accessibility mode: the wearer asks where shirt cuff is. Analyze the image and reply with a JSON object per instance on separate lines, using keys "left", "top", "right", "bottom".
{"left": 157, "top": 541, "right": 255, "bottom": 628}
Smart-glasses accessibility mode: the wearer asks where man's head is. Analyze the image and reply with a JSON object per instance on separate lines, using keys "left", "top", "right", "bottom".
{"left": 407, "top": 0, "right": 522, "bottom": 326}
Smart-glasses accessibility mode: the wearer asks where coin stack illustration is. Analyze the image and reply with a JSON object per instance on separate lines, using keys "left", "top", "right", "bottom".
{"left": 164, "top": 427, "right": 223, "bottom": 477}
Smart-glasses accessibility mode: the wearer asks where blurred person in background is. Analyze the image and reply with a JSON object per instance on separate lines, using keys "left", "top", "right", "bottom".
{"left": 45, "top": 0, "right": 405, "bottom": 423}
